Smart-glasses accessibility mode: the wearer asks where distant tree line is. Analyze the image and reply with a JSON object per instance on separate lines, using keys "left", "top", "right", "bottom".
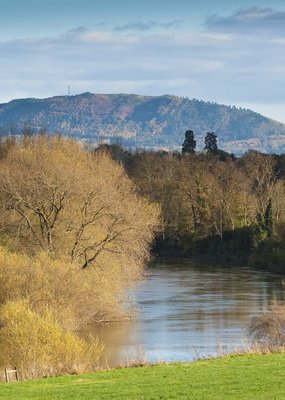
{"left": 96, "top": 135, "right": 285, "bottom": 273}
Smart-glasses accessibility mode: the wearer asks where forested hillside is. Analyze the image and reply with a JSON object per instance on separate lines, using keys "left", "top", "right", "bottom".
{"left": 1, "top": 93, "right": 285, "bottom": 154}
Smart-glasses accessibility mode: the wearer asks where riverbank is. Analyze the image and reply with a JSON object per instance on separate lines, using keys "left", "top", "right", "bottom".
{"left": 153, "top": 249, "right": 249, "bottom": 265}
{"left": 2, "top": 352, "right": 285, "bottom": 399}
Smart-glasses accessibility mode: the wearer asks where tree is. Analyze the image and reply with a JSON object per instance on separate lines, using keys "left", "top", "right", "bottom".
{"left": 22, "top": 124, "right": 34, "bottom": 137}
{"left": 204, "top": 132, "right": 218, "bottom": 154}
{"left": 95, "top": 143, "right": 132, "bottom": 167}
{"left": 239, "top": 151, "right": 276, "bottom": 213}
{"left": 265, "top": 198, "right": 273, "bottom": 237}
{"left": 0, "top": 136, "right": 159, "bottom": 322}
{"left": 181, "top": 130, "right": 196, "bottom": 154}
{"left": 0, "top": 300, "right": 103, "bottom": 380}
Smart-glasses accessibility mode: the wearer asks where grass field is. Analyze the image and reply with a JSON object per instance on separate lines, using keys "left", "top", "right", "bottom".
{"left": 1, "top": 353, "right": 285, "bottom": 400}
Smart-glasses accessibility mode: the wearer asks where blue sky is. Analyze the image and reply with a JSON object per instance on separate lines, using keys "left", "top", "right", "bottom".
{"left": 1, "top": 0, "right": 285, "bottom": 122}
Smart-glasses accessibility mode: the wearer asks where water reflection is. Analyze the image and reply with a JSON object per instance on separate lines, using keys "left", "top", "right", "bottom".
{"left": 78, "top": 258, "right": 283, "bottom": 366}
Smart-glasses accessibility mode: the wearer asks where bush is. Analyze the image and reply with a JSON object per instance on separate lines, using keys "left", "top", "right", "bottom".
{"left": 0, "top": 300, "right": 104, "bottom": 380}
{"left": 248, "top": 300, "right": 285, "bottom": 350}
{"left": 249, "top": 220, "right": 285, "bottom": 273}
{"left": 0, "top": 247, "right": 133, "bottom": 329}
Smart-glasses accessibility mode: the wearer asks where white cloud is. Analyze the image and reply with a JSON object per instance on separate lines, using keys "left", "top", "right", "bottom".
{"left": 1, "top": 12, "right": 285, "bottom": 124}
{"left": 70, "top": 27, "right": 138, "bottom": 44}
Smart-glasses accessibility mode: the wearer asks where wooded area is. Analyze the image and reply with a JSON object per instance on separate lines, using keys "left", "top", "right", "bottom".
{"left": 98, "top": 142, "right": 285, "bottom": 273}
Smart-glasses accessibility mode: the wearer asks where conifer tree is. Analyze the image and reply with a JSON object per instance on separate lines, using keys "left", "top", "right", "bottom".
{"left": 182, "top": 130, "right": 196, "bottom": 154}
{"left": 265, "top": 198, "right": 273, "bottom": 237}
{"left": 204, "top": 132, "right": 218, "bottom": 154}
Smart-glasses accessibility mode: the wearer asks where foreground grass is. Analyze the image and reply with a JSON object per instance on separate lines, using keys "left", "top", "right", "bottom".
{"left": 2, "top": 353, "right": 285, "bottom": 400}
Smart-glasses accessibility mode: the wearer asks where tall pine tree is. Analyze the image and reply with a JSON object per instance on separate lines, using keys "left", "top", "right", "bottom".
{"left": 182, "top": 130, "right": 196, "bottom": 154}
{"left": 265, "top": 198, "right": 273, "bottom": 237}
{"left": 204, "top": 132, "right": 218, "bottom": 154}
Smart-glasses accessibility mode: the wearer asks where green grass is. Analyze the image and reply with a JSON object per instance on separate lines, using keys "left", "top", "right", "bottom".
{"left": 1, "top": 353, "right": 285, "bottom": 399}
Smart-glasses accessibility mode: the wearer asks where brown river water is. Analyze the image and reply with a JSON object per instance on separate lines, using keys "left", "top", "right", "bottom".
{"left": 78, "top": 257, "right": 283, "bottom": 367}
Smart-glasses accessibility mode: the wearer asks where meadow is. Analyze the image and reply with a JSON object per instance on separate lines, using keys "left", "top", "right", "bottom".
{"left": 1, "top": 353, "right": 285, "bottom": 400}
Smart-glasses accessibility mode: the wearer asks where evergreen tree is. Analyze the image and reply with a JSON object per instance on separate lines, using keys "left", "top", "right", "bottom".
{"left": 204, "top": 132, "right": 218, "bottom": 154}
{"left": 265, "top": 198, "right": 273, "bottom": 237}
{"left": 182, "top": 130, "right": 196, "bottom": 154}
{"left": 255, "top": 199, "right": 273, "bottom": 240}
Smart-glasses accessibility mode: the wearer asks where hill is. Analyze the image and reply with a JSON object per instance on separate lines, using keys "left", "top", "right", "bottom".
{"left": 1, "top": 92, "right": 285, "bottom": 154}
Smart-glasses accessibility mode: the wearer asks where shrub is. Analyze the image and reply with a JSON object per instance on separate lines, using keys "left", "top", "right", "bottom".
{"left": 0, "top": 247, "right": 131, "bottom": 329}
{"left": 248, "top": 300, "right": 285, "bottom": 350}
{"left": 249, "top": 220, "right": 285, "bottom": 273}
{"left": 0, "top": 300, "right": 104, "bottom": 380}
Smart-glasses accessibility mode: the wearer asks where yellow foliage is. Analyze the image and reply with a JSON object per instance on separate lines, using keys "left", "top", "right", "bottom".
{"left": 0, "top": 136, "right": 159, "bottom": 323}
{"left": 0, "top": 137, "right": 159, "bottom": 380}
{"left": 0, "top": 246, "right": 138, "bottom": 328}
{"left": 0, "top": 300, "right": 104, "bottom": 380}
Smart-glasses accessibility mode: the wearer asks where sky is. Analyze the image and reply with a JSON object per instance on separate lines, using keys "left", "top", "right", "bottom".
{"left": 1, "top": 0, "right": 285, "bottom": 122}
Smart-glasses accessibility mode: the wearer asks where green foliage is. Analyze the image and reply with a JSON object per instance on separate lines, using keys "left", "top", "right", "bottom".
{"left": 265, "top": 198, "right": 273, "bottom": 237}
{"left": 95, "top": 143, "right": 132, "bottom": 166}
{"left": 215, "top": 149, "right": 235, "bottom": 161}
{"left": 181, "top": 130, "right": 196, "bottom": 154}
{"left": 0, "top": 300, "right": 103, "bottom": 380}
{"left": 204, "top": 132, "right": 218, "bottom": 153}
{"left": 254, "top": 198, "right": 274, "bottom": 241}
{"left": 194, "top": 226, "right": 256, "bottom": 257}
{"left": 249, "top": 220, "right": 285, "bottom": 272}
{"left": 274, "top": 153, "right": 285, "bottom": 178}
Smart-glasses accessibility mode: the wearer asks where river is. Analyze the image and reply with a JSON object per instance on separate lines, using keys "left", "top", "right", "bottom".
{"left": 79, "top": 258, "right": 283, "bottom": 366}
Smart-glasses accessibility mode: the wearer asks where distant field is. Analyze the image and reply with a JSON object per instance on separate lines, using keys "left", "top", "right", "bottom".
{"left": 1, "top": 353, "right": 285, "bottom": 400}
